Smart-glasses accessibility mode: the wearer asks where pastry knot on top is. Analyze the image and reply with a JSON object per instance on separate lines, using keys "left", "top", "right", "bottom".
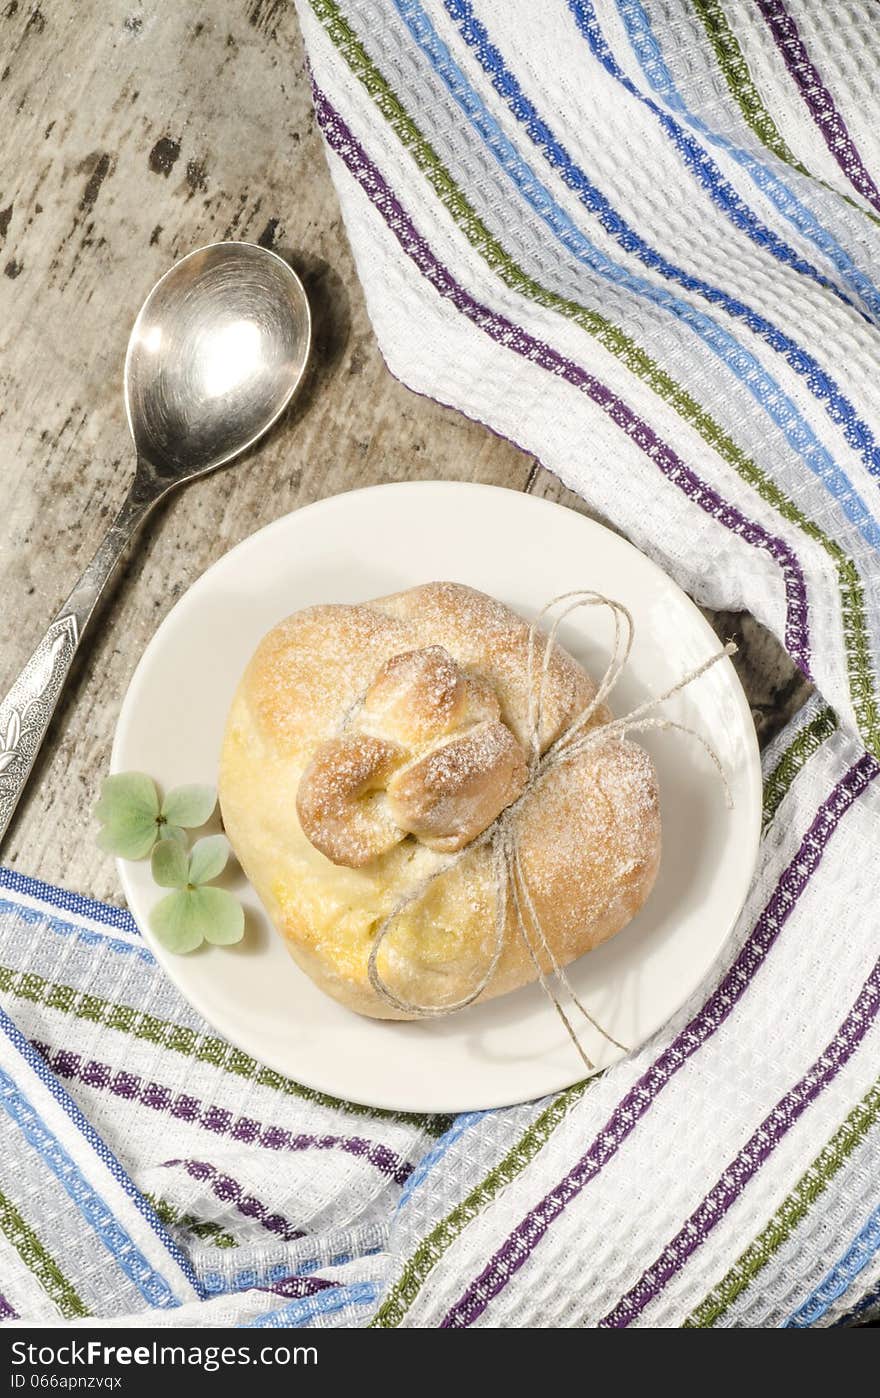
{"left": 296, "top": 645, "right": 529, "bottom": 867}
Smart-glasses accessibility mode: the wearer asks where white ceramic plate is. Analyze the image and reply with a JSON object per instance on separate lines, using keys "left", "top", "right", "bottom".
{"left": 114, "top": 481, "right": 761, "bottom": 1112}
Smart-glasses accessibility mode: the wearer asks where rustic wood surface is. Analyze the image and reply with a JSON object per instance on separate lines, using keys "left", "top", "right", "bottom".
{"left": 0, "top": 1, "right": 810, "bottom": 903}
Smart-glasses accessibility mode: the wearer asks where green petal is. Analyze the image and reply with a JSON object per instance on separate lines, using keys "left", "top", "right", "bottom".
{"left": 195, "top": 887, "right": 245, "bottom": 945}
{"left": 95, "top": 772, "right": 160, "bottom": 824}
{"left": 151, "top": 839, "right": 189, "bottom": 889}
{"left": 95, "top": 823, "right": 156, "bottom": 860}
{"left": 149, "top": 890, "right": 206, "bottom": 954}
{"left": 161, "top": 823, "right": 189, "bottom": 847}
{"left": 94, "top": 773, "right": 160, "bottom": 859}
{"left": 161, "top": 784, "right": 217, "bottom": 829}
{"left": 188, "top": 834, "right": 229, "bottom": 887}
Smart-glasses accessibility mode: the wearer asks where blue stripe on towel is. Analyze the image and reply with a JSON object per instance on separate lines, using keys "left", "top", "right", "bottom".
{"left": 567, "top": 0, "right": 880, "bottom": 316}
{"left": 610, "top": 0, "right": 880, "bottom": 319}
{"left": 0, "top": 865, "right": 139, "bottom": 933}
{"left": 0, "top": 1067, "right": 181, "bottom": 1309}
{"left": 0, "top": 1004, "right": 204, "bottom": 1297}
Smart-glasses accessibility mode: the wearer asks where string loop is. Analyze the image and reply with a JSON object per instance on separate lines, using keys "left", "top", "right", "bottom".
{"left": 366, "top": 593, "right": 735, "bottom": 1067}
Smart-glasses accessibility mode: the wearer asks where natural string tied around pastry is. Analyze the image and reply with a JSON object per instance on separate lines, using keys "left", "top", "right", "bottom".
{"left": 315, "top": 591, "right": 735, "bottom": 1070}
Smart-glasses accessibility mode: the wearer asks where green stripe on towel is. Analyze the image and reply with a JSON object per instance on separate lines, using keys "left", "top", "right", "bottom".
{"left": 371, "top": 1080, "right": 591, "bottom": 1327}
{"left": 0, "top": 1187, "right": 89, "bottom": 1319}
{"left": 685, "top": 1075, "right": 880, "bottom": 1326}
{"left": 762, "top": 705, "right": 838, "bottom": 829}
{"left": 0, "top": 965, "right": 444, "bottom": 1134}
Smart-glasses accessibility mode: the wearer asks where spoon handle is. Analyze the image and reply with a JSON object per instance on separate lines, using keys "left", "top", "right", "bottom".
{"left": 0, "top": 473, "right": 162, "bottom": 848}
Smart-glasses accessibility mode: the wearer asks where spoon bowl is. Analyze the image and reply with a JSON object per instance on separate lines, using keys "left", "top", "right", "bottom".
{"left": 125, "top": 241, "right": 311, "bottom": 480}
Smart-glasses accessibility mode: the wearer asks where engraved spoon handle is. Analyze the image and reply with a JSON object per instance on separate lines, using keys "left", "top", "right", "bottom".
{"left": 0, "top": 469, "right": 163, "bottom": 847}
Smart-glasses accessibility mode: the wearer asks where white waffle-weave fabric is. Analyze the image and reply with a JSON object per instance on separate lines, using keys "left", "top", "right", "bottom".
{"left": 3, "top": 0, "right": 880, "bottom": 1327}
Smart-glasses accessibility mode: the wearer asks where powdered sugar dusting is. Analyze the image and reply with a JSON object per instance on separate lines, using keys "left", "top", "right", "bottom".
{"left": 221, "top": 582, "right": 661, "bottom": 1015}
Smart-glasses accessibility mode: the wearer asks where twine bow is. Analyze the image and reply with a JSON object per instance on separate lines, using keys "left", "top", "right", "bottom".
{"left": 366, "top": 592, "right": 736, "bottom": 1069}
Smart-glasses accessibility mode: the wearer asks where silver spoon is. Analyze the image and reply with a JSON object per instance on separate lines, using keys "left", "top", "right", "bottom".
{"left": 0, "top": 240, "right": 311, "bottom": 846}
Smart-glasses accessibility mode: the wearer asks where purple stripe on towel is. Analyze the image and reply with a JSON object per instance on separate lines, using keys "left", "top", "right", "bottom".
{"left": 312, "top": 86, "right": 812, "bottom": 676}
{"left": 600, "top": 954, "right": 880, "bottom": 1325}
{"left": 440, "top": 752, "right": 878, "bottom": 1325}
{"left": 757, "top": 0, "right": 880, "bottom": 216}
{"left": 30, "top": 1045, "right": 413, "bottom": 1186}
{"left": 259, "top": 1275, "right": 338, "bottom": 1299}
{"left": 160, "top": 1158, "right": 305, "bottom": 1243}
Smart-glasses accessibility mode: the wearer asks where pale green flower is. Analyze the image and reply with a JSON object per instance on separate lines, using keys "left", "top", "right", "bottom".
{"left": 150, "top": 834, "right": 244, "bottom": 954}
{"left": 94, "top": 773, "right": 216, "bottom": 859}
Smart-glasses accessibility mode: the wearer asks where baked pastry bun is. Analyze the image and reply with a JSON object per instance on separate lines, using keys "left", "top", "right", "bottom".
{"left": 219, "top": 582, "right": 661, "bottom": 1019}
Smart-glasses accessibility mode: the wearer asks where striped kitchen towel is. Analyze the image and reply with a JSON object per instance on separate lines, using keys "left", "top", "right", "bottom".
{"left": 3, "top": 0, "right": 880, "bottom": 1326}
{"left": 1, "top": 696, "right": 879, "bottom": 1326}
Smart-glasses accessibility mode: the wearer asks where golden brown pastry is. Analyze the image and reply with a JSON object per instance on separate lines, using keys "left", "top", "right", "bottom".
{"left": 219, "top": 582, "right": 661, "bottom": 1019}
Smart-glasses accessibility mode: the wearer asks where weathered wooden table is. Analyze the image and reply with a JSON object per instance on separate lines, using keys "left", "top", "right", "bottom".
{"left": 0, "top": 1, "right": 810, "bottom": 902}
